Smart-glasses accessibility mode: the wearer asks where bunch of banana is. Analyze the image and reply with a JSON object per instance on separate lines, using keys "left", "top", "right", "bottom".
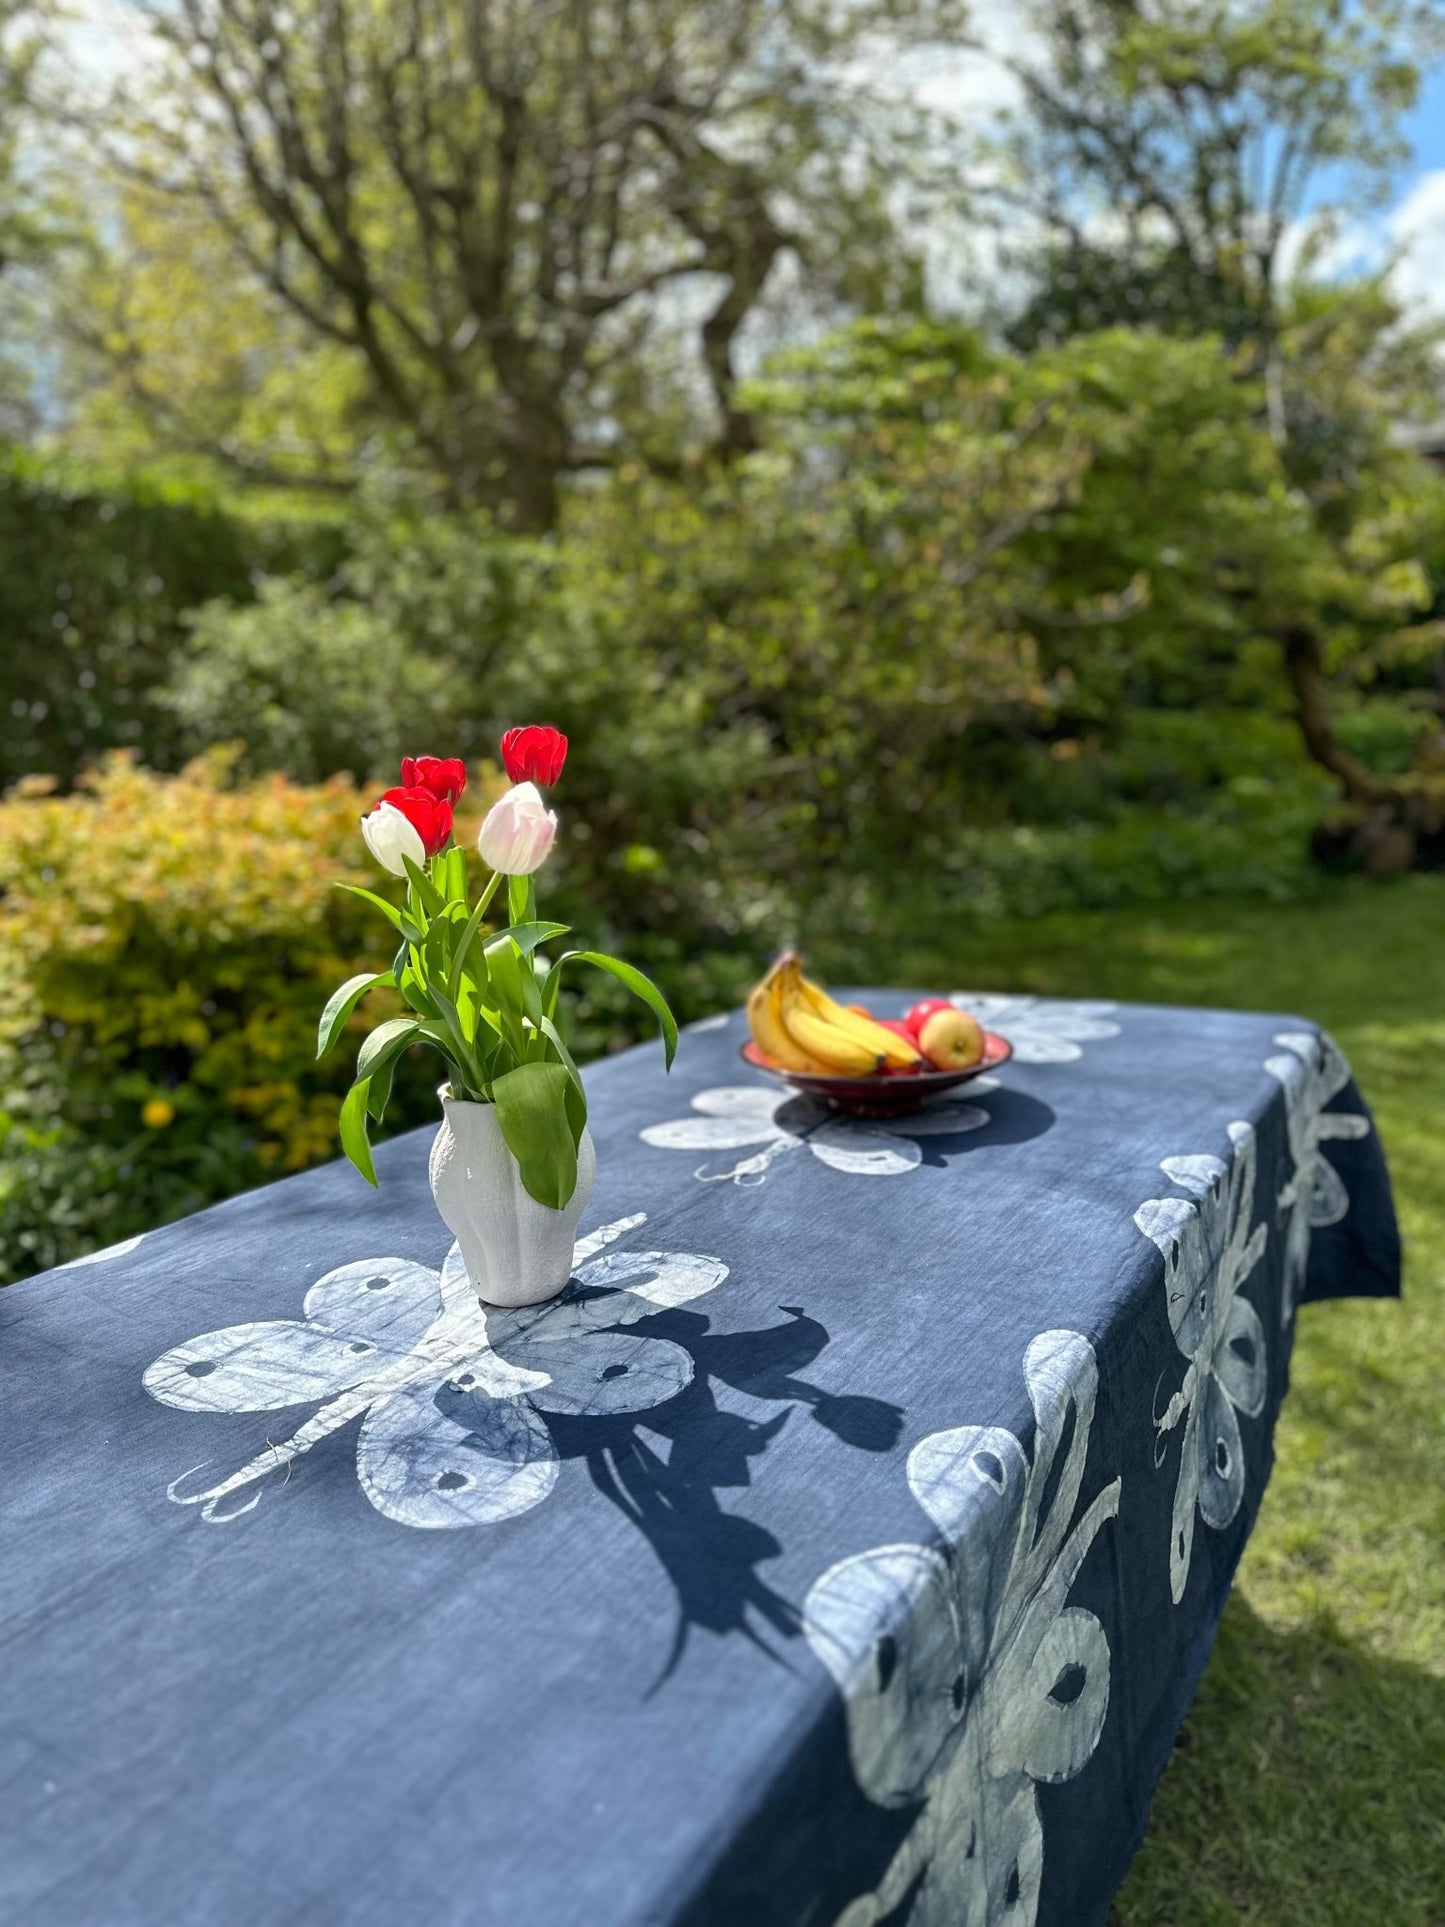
{"left": 747, "top": 953, "right": 923, "bottom": 1075}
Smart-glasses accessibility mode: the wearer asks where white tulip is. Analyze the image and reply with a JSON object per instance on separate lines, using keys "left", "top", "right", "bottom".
{"left": 361, "top": 800, "right": 426, "bottom": 877}
{"left": 477, "top": 781, "right": 557, "bottom": 875}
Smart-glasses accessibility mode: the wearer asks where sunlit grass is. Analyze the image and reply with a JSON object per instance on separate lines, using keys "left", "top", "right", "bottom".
{"left": 815, "top": 874, "right": 1445, "bottom": 1926}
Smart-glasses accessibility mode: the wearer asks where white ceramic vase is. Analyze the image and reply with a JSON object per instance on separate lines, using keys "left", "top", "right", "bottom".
{"left": 427, "top": 1092, "right": 596, "bottom": 1309}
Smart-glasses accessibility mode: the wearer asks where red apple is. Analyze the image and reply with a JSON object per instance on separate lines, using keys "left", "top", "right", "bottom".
{"left": 902, "top": 997, "right": 954, "bottom": 1039}
{"left": 918, "top": 1008, "right": 986, "bottom": 1071}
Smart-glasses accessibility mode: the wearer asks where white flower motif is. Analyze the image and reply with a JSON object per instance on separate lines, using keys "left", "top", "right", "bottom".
{"left": 57, "top": 1234, "right": 144, "bottom": 1269}
{"left": 804, "top": 1331, "right": 1120, "bottom": 1927}
{"left": 948, "top": 994, "right": 1120, "bottom": 1065}
{"left": 1134, "top": 1123, "right": 1268, "bottom": 1604}
{"left": 1265, "top": 1031, "right": 1370, "bottom": 1326}
{"left": 144, "top": 1215, "right": 727, "bottom": 1529}
{"left": 640, "top": 1084, "right": 997, "bottom": 1187}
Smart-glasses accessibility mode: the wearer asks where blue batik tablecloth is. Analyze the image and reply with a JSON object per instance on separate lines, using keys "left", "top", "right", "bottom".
{"left": 0, "top": 992, "right": 1399, "bottom": 1927}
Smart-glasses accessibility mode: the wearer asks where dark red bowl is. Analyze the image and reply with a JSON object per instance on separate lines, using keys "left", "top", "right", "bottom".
{"left": 740, "top": 1032, "right": 1012, "bottom": 1117}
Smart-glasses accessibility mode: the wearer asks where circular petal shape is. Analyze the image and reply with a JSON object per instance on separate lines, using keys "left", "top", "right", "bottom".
{"left": 574, "top": 1248, "right": 729, "bottom": 1310}
{"left": 511, "top": 1330, "right": 694, "bottom": 1416}
{"left": 691, "top": 1086, "right": 786, "bottom": 1124}
{"left": 477, "top": 781, "right": 558, "bottom": 875}
{"left": 1214, "top": 1292, "right": 1267, "bottom": 1419}
{"left": 809, "top": 1123, "right": 920, "bottom": 1177}
{"left": 359, "top": 1385, "right": 558, "bottom": 1529}
{"left": 804, "top": 1543, "right": 964, "bottom": 1807}
{"left": 361, "top": 800, "right": 426, "bottom": 877}
{"left": 143, "top": 1319, "right": 372, "bottom": 1413}
{"left": 639, "top": 1115, "right": 776, "bottom": 1153}
{"left": 1004, "top": 1604, "right": 1112, "bottom": 1786}
{"left": 908, "top": 1425, "right": 1028, "bottom": 1673}
{"left": 1195, "top": 1370, "right": 1247, "bottom": 1531}
{"left": 949, "top": 993, "right": 1120, "bottom": 1064}
{"left": 302, "top": 1257, "right": 445, "bottom": 1354}
{"left": 500, "top": 724, "right": 568, "bottom": 786}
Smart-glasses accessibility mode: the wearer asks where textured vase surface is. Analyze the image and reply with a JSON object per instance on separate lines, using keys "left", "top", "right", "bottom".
{"left": 428, "top": 1096, "right": 596, "bottom": 1309}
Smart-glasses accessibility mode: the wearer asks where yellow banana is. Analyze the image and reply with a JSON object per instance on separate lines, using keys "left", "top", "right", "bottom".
{"left": 747, "top": 962, "right": 834, "bottom": 1072}
{"left": 794, "top": 971, "right": 922, "bottom": 1070}
{"left": 777, "top": 967, "right": 886, "bottom": 1074}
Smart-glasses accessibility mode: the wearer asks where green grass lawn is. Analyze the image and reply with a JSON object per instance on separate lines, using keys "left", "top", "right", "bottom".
{"left": 817, "top": 874, "right": 1445, "bottom": 1927}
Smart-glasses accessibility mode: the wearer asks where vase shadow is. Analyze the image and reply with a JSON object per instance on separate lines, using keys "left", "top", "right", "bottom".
{"left": 540, "top": 1300, "right": 904, "bottom": 1684}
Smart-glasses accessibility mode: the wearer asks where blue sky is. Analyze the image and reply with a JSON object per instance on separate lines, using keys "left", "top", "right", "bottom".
{"left": 1403, "top": 71, "right": 1445, "bottom": 181}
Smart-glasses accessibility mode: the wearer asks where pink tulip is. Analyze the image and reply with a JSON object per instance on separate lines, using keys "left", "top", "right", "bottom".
{"left": 477, "top": 782, "right": 557, "bottom": 875}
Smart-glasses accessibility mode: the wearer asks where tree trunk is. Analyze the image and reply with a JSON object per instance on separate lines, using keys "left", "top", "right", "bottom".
{"left": 1278, "top": 621, "right": 1392, "bottom": 809}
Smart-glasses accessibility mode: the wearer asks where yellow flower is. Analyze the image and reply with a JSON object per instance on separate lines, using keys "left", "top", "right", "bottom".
{"left": 141, "top": 1098, "right": 176, "bottom": 1130}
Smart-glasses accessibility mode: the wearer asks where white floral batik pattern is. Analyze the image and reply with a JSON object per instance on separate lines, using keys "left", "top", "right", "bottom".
{"left": 57, "top": 1234, "right": 144, "bottom": 1269}
{"left": 1265, "top": 1030, "right": 1370, "bottom": 1326}
{"left": 1134, "top": 1123, "right": 1268, "bottom": 1604}
{"left": 144, "top": 1214, "right": 726, "bottom": 1529}
{"left": 640, "top": 1084, "right": 997, "bottom": 1187}
{"left": 804, "top": 1331, "right": 1120, "bottom": 1927}
{"left": 948, "top": 995, "right": 1120, "bottom": 1065}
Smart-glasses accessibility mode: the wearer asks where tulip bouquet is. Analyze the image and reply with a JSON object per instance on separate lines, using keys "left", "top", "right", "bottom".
{"left": 320, "top": 726, "right": 675, "bottom": 1211}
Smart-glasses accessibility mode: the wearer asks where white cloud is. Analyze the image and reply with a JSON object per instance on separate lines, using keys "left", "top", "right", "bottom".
{"left": 1387, "top": 169, "right": 1445, "bottom": 317}
{"left": 52, "top": 0, "right": 162, "bottom": 98}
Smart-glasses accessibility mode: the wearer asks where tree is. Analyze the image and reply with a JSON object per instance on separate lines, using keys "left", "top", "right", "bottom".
{"left": 98, "top": 0, "right": 963, "bottom": 528}
{"left": 980, "top": 0, "right": 1445, "bottom": 849}
{"left": 994, "top": 0, "right": 1426, "bottom": 382}
{"left": 0, "top": 0, "right": 67, "bottom": 435}
{"left": 0, "top": 0, "right": 45, "bottom": 274}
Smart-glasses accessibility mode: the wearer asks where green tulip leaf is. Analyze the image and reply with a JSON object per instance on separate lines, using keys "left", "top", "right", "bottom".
{"left": 402, "top": 854, "right": 447, "bottom": 919}
{"left": 339, "top": 1077, "right": 377, "bottom": 1186}
{"left": 491, "top": 1062, "right": 579, "bottom": 1209}
{"left": 317, "top": 971, "right": 392, "bottom": 1059}
{"left": 366, "top": 1053, "right": 396, "bottom": 1123}
{"left": 335, "top": 882, "right": 405, "bottom": 934}
{"left": 356, "top": 1016, "right": 423, "bottom": 1080}
{"left": 494, "top": 920, "right": 570, "bottom": 957}
{"left": 571, "top": 951, "right": 678, "bottom": 1067}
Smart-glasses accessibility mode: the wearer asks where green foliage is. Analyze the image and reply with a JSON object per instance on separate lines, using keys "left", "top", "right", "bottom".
{"left": 81, "top": 0, "right": 966, "bottom": 527}
{"left": 0, "top": 448, "right": 345, "bottom": 786}
{"left": 0, "top": 752, "right": 438, "bottom": 1283}
{"left": 163, "top": 508, "right": 544, "bottom": 782}
{"left": 998, "top": 0, "right": 1425, "bottom": 350}
{"left": 158, "top": 316, "right": 1445, "bottom": 976}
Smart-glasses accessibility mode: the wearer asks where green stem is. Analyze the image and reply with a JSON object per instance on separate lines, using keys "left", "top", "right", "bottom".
{"left": 439, "top": 1002, "right": 489, "bottom": 1099}
{"left": 445, "top": 868, "right": 504, "bottom": 1007}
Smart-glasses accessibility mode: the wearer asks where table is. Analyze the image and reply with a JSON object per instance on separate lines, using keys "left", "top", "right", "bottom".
{"left": 0, "top": 992, "right": 1399, "bottom": 1927}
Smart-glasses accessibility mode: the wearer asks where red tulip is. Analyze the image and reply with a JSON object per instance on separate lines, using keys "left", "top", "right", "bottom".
{"left": 379, "top": 785, "right": 454, "bottom": 857}
{"left": 399, "top": 755, "right": 467, "bottom": 804}
{"left": 500, "top": 724, "right": 568, "bottom": 787}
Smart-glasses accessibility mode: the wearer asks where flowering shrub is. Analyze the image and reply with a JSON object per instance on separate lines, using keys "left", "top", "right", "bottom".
{"left": 0, "top": 752, "right": 440, "bottom": 1280}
